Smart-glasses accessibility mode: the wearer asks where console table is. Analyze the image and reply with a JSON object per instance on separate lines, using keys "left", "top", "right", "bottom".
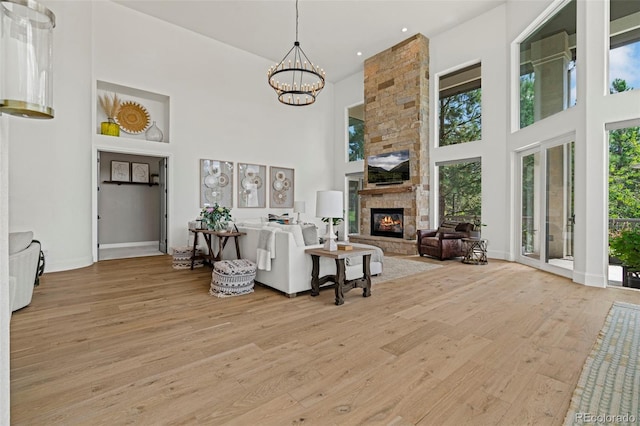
{"left": 462, "top": 238, "right": 488, "bottom": 265}
{"left": 189, "top": 229, "right": 246, "bottom": 270}
{"left": 305, "top": 247, "right": 376, "bottom": 305}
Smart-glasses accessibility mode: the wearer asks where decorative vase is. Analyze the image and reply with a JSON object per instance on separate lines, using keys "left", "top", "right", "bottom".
{"left": 100, "top": 119, "right": 120, "bottom": 137}
{"left": 207, "top": 221, "right": 227, "bottom": 232}
{"left": 145, "top": 121, "right": 163, "bottom": 142}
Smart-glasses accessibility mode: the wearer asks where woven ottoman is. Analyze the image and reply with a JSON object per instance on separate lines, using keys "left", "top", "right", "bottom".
{"left": 172, "top": 246, "right": 203, "bottom": 269}
{"left": 210, "top": 259, "right": 256, "bottom": 298}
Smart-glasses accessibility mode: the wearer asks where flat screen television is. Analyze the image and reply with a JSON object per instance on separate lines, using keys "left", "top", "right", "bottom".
{"left": 367, "top": 150, "right": 410, "bottom": 184}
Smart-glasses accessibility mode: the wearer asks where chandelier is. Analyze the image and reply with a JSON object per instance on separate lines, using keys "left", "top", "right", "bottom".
{"left": 267, "top": 0, "right": 325, "bottom": 106}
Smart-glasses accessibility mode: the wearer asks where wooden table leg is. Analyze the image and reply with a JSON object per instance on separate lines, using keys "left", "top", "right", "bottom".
{"left": 190, "top": 230, "right": 199, "bottom": 270}
{"left": 310, "top": 255, "right": 320, "bottom": 296}
{"left": 334, "top": 258, "right": 346, "bottom": 306}
{"left": 234, "top": 236, "right": 241, "bottom": 259}
{"left": 362, "top": 254, "right": 372, "bottom": 297}
{"left": 203, "top": 234, "right": 214, "bottom": 266}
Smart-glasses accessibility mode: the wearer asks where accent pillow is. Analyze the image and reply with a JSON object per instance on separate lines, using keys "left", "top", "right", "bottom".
{"left": 267, "top": 223, "right": 305, "bottom": 247}
{"left": 9, "top": 231, "right": 33, "bottom": 255}
{"left": 300, "top": 224, "right": 319, "bottom": 245}
{"left": 268, "top": 213, "right": 291, "bottom": 224}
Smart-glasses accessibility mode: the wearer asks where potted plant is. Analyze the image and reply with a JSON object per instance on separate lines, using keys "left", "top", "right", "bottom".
{"left": 200, "top": 204, "right": 233, "bottom": 231}
{"left": 609, "top": 228, "right": 640, "bottom": 288}
{"left": 470, "top": 217, "right": 486, "bottom": 239}
{"left": 98, "top": 93, "right": 121, "bottom": 136}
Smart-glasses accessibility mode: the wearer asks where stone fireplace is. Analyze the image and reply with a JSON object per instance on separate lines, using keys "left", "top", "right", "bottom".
{"left": 371, "top": 208, "right": 404, "bottom": 238}
{"left": 348, "top": 34, "right": 430, "bottom": 255}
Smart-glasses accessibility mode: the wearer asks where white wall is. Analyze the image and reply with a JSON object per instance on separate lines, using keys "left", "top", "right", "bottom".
{"left": 7, "top": 1, "right": 334, "bottom": 272}
{"left": 91, "top": 2, "right": 334, "bottom": 258}
{"left": 0, "top": 117, "right": 10, "bottom": 426}
{"left": 8, "top": 0, "right": 94, "bottom": 272}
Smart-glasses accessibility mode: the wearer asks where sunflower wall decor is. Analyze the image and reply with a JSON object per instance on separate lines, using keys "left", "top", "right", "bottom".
{"left": 237, "top": 163, "right": 266, "bottom": 208}
{"left": 115, "top": 101, "right": 151, "bottom": 134}
{"left": 200, "top": 159, "right": 234, "bottom": 208}
{"left": 269, "top": 166, "right": 294, "bottom": 208}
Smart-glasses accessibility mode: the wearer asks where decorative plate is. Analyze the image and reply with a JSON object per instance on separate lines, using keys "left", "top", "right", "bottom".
{"left": 253, "top": 176, "right": 263, "bottom": 189}
{"left": 275, "top": 171, "right": 286, "bottom": 181}
{"left": 205, "top": 189, "right": 221, "bottom": 202}
{"left": 273, "top": 180, "right": 284, "bottom": 191}
{"left": 218, "top": 173, "right": 229, "bottom": 187}
{"left": 273, "top": 190, "right": 287, "bottom": 204}
{"left": 204, "top": 175, "right": 218, "bottom": 188}
{"left": 115, "top": 101, "right": 151, "bottom": 134}
{"left": 282, "top": 178, "right": 291, "bottom": 189}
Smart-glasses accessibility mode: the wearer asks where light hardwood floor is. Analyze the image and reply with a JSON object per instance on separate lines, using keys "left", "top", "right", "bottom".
{"left": 10, "top": 255, "right": 640, "bottom": 425}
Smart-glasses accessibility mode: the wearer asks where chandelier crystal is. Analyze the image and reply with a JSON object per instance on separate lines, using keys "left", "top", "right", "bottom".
{"left": 267, "top": 0, "right": 325, "bottom": 106}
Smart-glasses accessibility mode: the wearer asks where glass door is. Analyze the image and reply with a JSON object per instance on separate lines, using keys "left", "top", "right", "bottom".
{"left": 521, "top": 151, "right": 540, "bottom": 260}
{"left": 519, "top": 140, "right": 575, "bottom": 274}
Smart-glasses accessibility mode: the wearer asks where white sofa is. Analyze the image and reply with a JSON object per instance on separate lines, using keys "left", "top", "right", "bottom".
{"left": 225, "top": 223, "right": 384, "bottom": 297}
{"left": 9, "top": 231, "right": 41, "bottom": 311}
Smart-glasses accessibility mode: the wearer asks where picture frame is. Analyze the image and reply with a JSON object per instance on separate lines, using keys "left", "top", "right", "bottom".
{"left": 111, "top": 160, "right": 130, "bottom": 182}
{"left": 269, "top": 166, "right": 294, "bottom": 208}
{"left": 131, "top": 162, "right": 150, "bottom": 183}
{"left": 200, "top": 159, "right": 234, "bottom": 208}
{"left": 237, "top": 163, "right": 267, "bottom": 208}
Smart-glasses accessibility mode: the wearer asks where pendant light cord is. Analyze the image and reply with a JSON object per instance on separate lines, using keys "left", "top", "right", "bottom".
{"left": 295, "top": 0, "right": 299, "bottom": 42}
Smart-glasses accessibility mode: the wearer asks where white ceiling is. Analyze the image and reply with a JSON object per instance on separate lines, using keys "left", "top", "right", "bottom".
{"left": 114, "top": 0, "right": 507, "bottom": 83}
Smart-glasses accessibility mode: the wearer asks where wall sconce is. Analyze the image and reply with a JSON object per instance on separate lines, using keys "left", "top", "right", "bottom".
{"left": 0, "top": 0, "right": 56, "bottom": 119}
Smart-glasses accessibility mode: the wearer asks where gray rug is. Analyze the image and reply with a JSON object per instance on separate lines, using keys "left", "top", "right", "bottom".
{"left": 563, "top": 301, "right": 640, "bottom": 425}
{"left": 372, "top": 256, "right": 442, "bottom": 284}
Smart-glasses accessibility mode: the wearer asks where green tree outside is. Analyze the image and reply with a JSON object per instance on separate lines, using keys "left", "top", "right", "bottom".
{"left": 609, "top": 79, "right": 640, "bottom": 221}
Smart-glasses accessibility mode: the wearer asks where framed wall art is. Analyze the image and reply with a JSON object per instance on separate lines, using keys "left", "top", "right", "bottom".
{"left": 269, "top": 166, "right": 294, "bottom": 208}
{"left": 131, "top": 162, "right": 149, "bottom": 183}
{"left": 200, "top": 159, "right": 233, "bottom": 207}
{"left": 111, "top": 160, "right": 130, "bottom": 182}
{"left": 237, "top": 163, "right": 266, "bottom": 208}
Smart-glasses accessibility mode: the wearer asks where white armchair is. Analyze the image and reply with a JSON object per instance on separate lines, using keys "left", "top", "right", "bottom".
{"left": 9, "top": 232, "right": 41, "bottom": 311}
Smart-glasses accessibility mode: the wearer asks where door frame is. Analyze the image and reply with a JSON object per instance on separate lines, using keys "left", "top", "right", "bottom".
{"left": 92, "top": 146, "right": 172, "bottom": 263}
{"left": 515, "top": 133, "right": 575, "bottom": 279}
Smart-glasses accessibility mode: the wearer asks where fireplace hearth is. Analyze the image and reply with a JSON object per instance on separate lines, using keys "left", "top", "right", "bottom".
{"left": 371, "top": 208, "right": 404, "bottom": 238}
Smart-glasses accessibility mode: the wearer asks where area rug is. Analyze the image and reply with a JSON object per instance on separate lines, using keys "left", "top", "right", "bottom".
{"left": 563, "top": 301, "right": 640, "bottom": 425}
{"left": 372, "top": 256, "right": 442, "bottom": 285}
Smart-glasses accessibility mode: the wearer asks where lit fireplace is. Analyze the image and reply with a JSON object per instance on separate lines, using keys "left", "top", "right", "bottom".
{"left": 371, "top": 208, "right": 404, "bottom": 238}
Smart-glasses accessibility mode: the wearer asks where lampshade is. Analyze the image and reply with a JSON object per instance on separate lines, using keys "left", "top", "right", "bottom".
{"left": 0, "top": 0, "right": 56, "bottom": 119}
{"left": 316, "top": 190, "right": 343, "bottom": 218}
{"left": 293, "top": 201, "right": 306, "bottom": 213}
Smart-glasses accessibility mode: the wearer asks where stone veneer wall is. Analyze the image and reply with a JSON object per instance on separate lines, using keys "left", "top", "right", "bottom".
{"left": 360, "top": 34, "right": 430, "bottom": 246}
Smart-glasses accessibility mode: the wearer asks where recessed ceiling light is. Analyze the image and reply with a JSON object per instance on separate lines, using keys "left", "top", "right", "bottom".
{"left": 402, "top": 27, "right": 408, "bottom": 33}
{"left": 357, "top": 51, "right": 362, "bottom": 56}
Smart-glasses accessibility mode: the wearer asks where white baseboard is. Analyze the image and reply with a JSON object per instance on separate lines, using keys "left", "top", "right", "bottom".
{"left": 100, "top": 241, "right": 159, "bottom": 249}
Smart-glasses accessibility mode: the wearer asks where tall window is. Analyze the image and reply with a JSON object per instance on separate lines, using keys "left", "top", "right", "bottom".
{"left": 438, "top": 63, "right": 482, "bottom": 146}
{"left": 609, "top": 125, "right": 640, "bottom": 221}
{"left": 348, "top": 104, "right": 364, "bottom": 161}
{"left": 438, "top": 159, "right": 481, "bottom": 223}
{"left": 347, "top": 176, "right": 363, "bottom": 234}
{"left": 609, "top": 0, "right": 640, "bottom": 93}
{"left": 519, "top": 0, "right": 576, "bottom": 128}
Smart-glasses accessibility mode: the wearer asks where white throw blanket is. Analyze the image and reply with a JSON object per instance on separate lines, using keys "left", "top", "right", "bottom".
{"left": 256, "top": 227, "right": 277, "bottom": 271}
{"left": 344, "top": 243, "right": 384, "bottom": 266}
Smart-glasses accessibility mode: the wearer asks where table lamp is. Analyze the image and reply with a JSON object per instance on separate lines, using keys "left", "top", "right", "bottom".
{"left": 293, "top": 201, "right": 306, "bottom": 224}
{"left": 316, "top": 190, "right": 343, "bottom": 251}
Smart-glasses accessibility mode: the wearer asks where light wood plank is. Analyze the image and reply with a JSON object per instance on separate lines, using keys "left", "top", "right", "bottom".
{"left": 9, "top": 254, "right": 640, "bottom": 424}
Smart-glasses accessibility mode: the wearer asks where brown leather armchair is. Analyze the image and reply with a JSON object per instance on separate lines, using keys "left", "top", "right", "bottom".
{"left": 417, "top": 222, "right": 473, "bottom": 260}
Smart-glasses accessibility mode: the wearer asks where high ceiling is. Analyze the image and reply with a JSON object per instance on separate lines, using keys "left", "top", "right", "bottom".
{"left": 114, "top": 0, "right": 507, "bottom": 82}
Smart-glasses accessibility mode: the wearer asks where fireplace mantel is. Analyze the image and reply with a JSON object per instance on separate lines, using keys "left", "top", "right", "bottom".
{"left": 358, "top": 186, "right": 414, "bottom": 196}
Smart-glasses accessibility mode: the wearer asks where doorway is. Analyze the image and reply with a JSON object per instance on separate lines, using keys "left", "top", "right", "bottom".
{"left": 518, "top": 139, "right": 575, "bottom": 275}
{"left": 97, "top": 151, "right": 168, "bottom": 260}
